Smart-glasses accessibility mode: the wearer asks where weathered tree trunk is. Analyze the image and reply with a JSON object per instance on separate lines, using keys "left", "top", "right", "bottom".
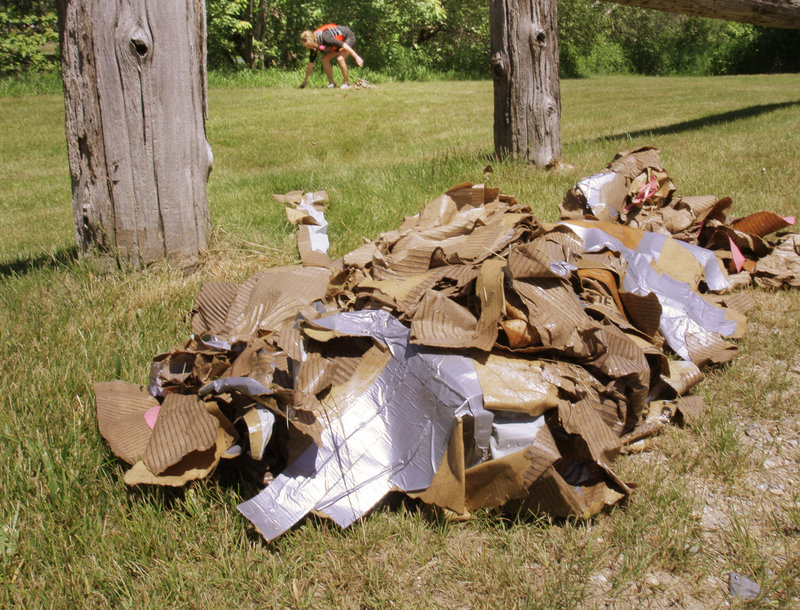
{"left": 489, "top": 0, "right": 561, "bottom": 168}
{"left": 601, "top": 0, "right": 800, "bottom": 29}
{"left": 57, "top": 0, "right": 212, "bottom": 270}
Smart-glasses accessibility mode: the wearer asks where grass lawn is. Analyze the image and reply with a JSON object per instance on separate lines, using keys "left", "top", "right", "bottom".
{"left": 1, "top": 74, "right": 799, "bottom": 606}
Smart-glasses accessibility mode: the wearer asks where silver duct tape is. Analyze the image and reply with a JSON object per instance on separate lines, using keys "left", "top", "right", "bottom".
{"left": 193, "top": 334, "right": 232, "bottom": 351}
{"left": 198, "top": 376, "right": 273, "bottom": 397}
{"left": 311, "top": 310, "right": 492, "bottom": 468}
{"left": 576, "top": 171, "right": 620, "bottom": 219}
{"left": 550, "top": 260, "right": 578, "bottom": 278}
{"left": 238, "top": 310, "right": 491, "bottom": 540}
{"left": 490, "top": 413, "right": 546, "bottom": 460}
{"left": 299, "top": 192, "right": 330, "bottom": 254}
{"left": 148, "top": 360, "right": 164, "bottom": 398}
{"left": 563, "top": 223, "right": 736, "bottom": 360}
{"left": 638, "top": 231, "right": 729, "bottom": 292}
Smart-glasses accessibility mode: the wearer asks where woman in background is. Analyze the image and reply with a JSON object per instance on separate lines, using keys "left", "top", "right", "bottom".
{"left": 299, "top": 24, "right": 364, "bottom": 90}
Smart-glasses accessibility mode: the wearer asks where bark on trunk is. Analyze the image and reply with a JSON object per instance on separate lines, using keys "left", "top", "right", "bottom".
{"left": 57, "top": 0, "right": 212, "bottom": 270}
{"left": 601, "top": 0, "right": 800, "bottom": 29}
{"left": 490, "top": 0, "right": 561, "bottom": 168}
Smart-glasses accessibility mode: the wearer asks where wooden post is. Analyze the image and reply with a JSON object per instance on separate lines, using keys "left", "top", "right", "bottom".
{"left": 57, "top": 0, "right": 212, "bottom": 270}
{"left": 489, "top": 0, "right": 561, "bottom": 168}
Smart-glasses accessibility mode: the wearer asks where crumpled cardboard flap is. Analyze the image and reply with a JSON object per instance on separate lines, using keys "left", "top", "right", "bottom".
{"left": 754, "top": 234, "right": 800, "bottom": 289}
{"left": 190, "top": 281, "right": 239, "bottom": 336}
{"left": 730, "top": 211, "right": 794, "bottom": 238}
{"left": 465, "top": 421, "right": 560, "bottom": 511}
{"left": 473, "top": 353, "right": 559, "bottom": 416}
{"left": 608, "top": 146, "right": 664, "bottom": 177}
{"left": 585, "top": 325, "right": 650, "bottom": 425}
{"left": 618, "top": 290, "right": 662, "bottom": 338}
{"left": 278, "top": 188, "right": 332, "bottom": 268}
{"left": 507, "top": 230, "right": 582, "bottom": 280}
{"left": 410, "top": 258, "right": 505, "bottom": 351}
{"left": 674, "top": 395, "right": 705, "bottom": 424}
{"left": 124, "top": 425, "right": 233, "bottom": 487}
{"left": 358, "top": 265, "right": 477, "bottom": 315}
{"left": 222, "top": 267, "right": 331, "bottom": 340}
{"left": 95, "top": 381, "right": 159, "bottom": 465}
{"left": 557, "top": 399, "right": 622, "bottom": 470}
{"left": 410, "top": 417, "right": 468, "bottom": 516}
{"left": 526, "top": 466, "right": 627, "bottom": 519}
{"left": 512, "top": 277, "right": 599, "bottom": 358}
{"left": 142, "top": 393, "right": 219, "bottom": 475}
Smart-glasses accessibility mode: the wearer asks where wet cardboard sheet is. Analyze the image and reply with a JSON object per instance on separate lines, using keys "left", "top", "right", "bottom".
{"left": 95, "top": 151, "right": 799, "bottom": 541}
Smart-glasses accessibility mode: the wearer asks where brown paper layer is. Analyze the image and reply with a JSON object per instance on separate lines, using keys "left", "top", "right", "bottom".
{"left": 95, "top": 381, "right": 159, "bottom": 465}
{"left": 142, "top": 393, "right": 219, "bottom": 475}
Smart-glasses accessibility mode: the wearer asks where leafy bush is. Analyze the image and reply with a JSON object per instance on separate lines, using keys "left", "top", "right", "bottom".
{"left": 710, "top": 25, "right": 800, "bottom": 74}
{"left": 0, "top": 4, "right": 58, "bottom": 76}
{"left": 206, "top": 0, "right": 252, "bottom": 69}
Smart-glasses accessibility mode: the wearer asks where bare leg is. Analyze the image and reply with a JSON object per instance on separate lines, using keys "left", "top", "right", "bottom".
{"left": 321, "top": 50, "right": 337, "bottom": 85}
{"left": 336, "top": 51, "right": 349, "bottom": 85}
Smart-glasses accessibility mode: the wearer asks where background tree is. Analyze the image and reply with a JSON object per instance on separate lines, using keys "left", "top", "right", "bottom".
{"left": 207, "top": 0, "right": 251, "bottom": 68}
{"left": 599, "top": 0, "right": 800, "bottom": 29}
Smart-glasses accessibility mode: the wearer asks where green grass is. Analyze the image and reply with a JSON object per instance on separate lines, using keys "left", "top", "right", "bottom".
{"left": 2, "top": 74, "right": 800, "bottom": 606}
{"left": 0, "top": 70, "right": 62, "bottom": 97}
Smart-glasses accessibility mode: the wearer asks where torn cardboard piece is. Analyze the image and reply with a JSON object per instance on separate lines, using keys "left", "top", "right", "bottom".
{"left": 278, "top": 189, "right": 333, "bottom": 267}
{"left": 95, "top": 381, "right": 159, "bottom": 464}
{"left": 753, "top": 233, "right": 800, "bottom": 289}
{"left": 95, "top": 381, "right": 238, "bottom": 486}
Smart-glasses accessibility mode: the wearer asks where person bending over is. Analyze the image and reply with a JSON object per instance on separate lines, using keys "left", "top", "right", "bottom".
{"left": 299, "top": 24, "right": 364, "bottom": 89}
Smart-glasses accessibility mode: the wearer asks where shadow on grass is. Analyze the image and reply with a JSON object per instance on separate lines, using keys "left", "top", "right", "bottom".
{"left": 0, "top": 245, "right": 79, "bottom": 279}
{"left": 594, "top": 100, "right": 800, "bottom": 142}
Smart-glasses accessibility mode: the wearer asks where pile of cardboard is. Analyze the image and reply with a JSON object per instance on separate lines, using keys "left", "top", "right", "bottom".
{"left": 561, "top": 146, "right": 799, "bottom": 289}
{"left": 95, "top": 148, "right": 798, "bottom": 541}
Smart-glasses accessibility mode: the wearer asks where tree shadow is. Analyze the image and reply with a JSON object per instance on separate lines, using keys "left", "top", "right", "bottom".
{"left": 589, "top": 100, "right": 800, "bottom": 143}
{"left": 0, "top": 245, "right": 79, "bottom": 279}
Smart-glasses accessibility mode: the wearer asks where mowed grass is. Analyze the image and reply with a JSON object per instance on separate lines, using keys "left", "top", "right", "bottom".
{"left": 1, "top": 74, "right": 799, "bottom": 607}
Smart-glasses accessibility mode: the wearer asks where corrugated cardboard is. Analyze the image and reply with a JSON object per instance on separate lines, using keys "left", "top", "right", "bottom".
{"left": 95, "top": 381, "right": 159, "bottom": 464}
{"left": 560, "top": 148, "right": 799, "bottom": 289}
{"left": 94, "top": 155, "right": 799, "bottom": 541}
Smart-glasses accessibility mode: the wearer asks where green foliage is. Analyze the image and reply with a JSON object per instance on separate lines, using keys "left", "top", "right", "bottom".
{"left": 602, "top": 6, "right": 733, "bottom": 75}
{"left": 0, "top": 68, "right": 61, "bottom": 96}
{"left": 710, "top": 24, "right": 800, "bottom": 74}
{"left": 559, "top": 1, "right": 800, "bottom": 77}
{"left": 205, "top": 0, "right": 489, "bottom": 78}
{"left": 203, "top": 0, "right": 800, "bottom": 79}
{"left": 0, "top": 2, "right": 58, "bottom": 76}
{"left": 2, "top": 0, "right": 799, "bottom": 81}
{"left": 206, "top": 0, "right": 252, "bottom": 69}
{"left": 558, "top": 0, "right": 610, "bottom": 77}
